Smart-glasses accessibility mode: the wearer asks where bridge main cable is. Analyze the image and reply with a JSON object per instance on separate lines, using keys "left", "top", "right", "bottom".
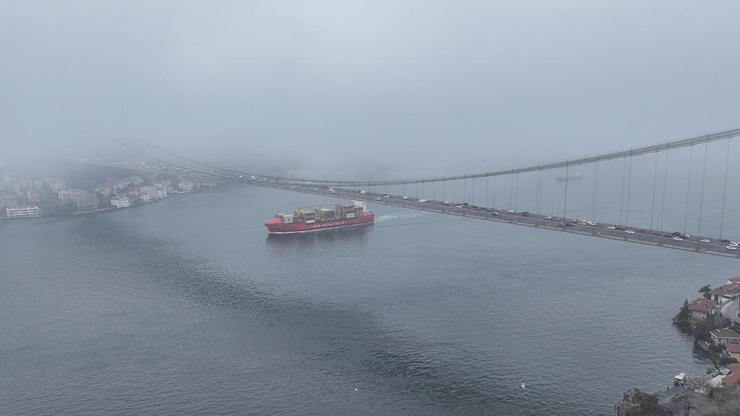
{"left": 345, "top": 127, "right": 740, "bottom": 187}
{"left": 123, "top": 127, "right": 740, "bottom": 187}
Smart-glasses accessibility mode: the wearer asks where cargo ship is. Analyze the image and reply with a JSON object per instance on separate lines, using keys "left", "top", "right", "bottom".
{"left": 264, "top": 201, "right": 374, "bottom": 234}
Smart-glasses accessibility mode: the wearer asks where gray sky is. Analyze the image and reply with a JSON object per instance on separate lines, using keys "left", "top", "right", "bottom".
{"left": 1, "top": 0, "right": 739, "bottom": 178}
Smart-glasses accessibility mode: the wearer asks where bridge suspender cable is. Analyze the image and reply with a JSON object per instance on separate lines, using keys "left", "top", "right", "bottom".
{"left": 492, "top": 176, "right": 496, "bottom": 209}
{"left": 697, "top": 143, "right": 709, "bottom": 236}
{"left": 619, "top": 157, "right": 626, "bottom": 226}
{"left": 592, "top": 161, "right": 600, "bottom": 225}
{"left": 659, "top": 149, "right": 670, "bottom": 231}
{"left": 719, "top": 139, "right": 731, "bottom": 240}
{"left": 562, "top": 163, "right": 569, "bottom": 219}
{"left": 649, "top": 152, "right": 659, "bottom": 231}
{"left": 683, "top": 146, "right": 694, "bottom": 235}
{"left": 625, "top": 155, "right": 633, "bottom": 227}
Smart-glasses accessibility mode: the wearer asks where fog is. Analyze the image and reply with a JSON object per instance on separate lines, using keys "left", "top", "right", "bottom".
{"left": 1, "top": 0, "right": 739, "bottom": 179}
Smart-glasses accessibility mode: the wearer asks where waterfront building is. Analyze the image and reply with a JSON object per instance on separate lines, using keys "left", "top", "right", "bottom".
{"left": 71, "top": 190, "right": 98, "bottom": 211}
{"left": 724, "top": 344, "right": 740, "bottom": 362}
{"left": 110, "top": 196, "right": 131, "bottom": 208}
{"left": 709, "top": 328, "right": 740, "bottom": 346}
{"left": 154, "top": 183, "right": 168, "bottom": 199}
{"left": 1, "top": 194, "right": 19, "bottom": 209}
{"left": 57, "top": 190, "right": 74, "bottom": 203}
{"left": 26, "top": 189, "right": 41, "bottom": 203}
{"left": 178, "top": 181, "right": 195, "bottom": 192}
{"left": 139, "top": 184, "right": 168, "bottom": 202}
{"left": 6, "top": 206, "right": 40, "bottom": 219}
{"left": 139, "top": 186, "right": 155, "bottom": 202}
{"left": 707, "top": 283, "right": 740, "bottom": 305}
{"left": 688, "top": 298, "right": 716, "bottom": 321}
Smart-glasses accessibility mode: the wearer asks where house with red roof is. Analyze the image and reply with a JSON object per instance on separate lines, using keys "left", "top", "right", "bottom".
{"left": 724, "top": 343, "right": 740, "bottom": 362}
{"left": 687, "top": 298, "right": 716, "bottom": 321}
{"left": 721, "top": 363, "right": 740, "bottom": 386}
{"left": 727, "top": 277, "right": 740, "bottom": 285}
{"left": 708, "top": 282, "right": 740, "bottom": 305}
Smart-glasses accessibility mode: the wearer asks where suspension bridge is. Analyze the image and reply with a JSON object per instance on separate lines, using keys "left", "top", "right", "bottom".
{"left": 111, "top": 127, "right": 740, "bottom": 258}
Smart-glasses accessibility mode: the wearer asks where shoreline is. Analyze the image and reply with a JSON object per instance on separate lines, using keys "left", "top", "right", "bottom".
{"left": 614, "top": 277, "right": 740, "bottom": 415}
{"left": 1, "top": 186, "right": 223, "bottom": 223}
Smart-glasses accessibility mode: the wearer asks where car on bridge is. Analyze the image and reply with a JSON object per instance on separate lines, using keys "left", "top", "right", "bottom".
{"left": 671, "top": 232, "right": 689, "bottom": 239}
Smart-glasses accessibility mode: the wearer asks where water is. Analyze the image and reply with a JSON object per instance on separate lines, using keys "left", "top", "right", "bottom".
{"left": 2, "top": 185, "right": 739, "bottom": 415}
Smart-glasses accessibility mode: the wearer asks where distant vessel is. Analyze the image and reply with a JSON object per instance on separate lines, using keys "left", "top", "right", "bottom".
{"left": 264, "top": 201, "right": 374, "bottom": 234}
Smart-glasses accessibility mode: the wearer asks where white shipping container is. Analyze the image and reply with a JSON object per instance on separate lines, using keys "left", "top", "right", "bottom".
{"left": 345, "top": 212, "right": 356, "bottom": 219}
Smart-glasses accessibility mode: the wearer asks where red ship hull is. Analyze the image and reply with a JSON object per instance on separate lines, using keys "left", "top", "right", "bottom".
{"left": 265, "top": 213, "right": 374, "bottom": 234}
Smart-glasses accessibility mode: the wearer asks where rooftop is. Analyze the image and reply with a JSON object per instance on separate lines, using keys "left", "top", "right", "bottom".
{"left": 723, "top": 364, "right": 740, "bottom": 385}
{"left": 711, "top": 328, "right": 740, "bottom": 339}
{"left": 709, "top": 282, "right": 740, "bottom": 297}
{"left": 725, "top": 343, "right": 740, "bottom": 354}
{"left": 688, "top": 298, "right": 715, "bottom": 313}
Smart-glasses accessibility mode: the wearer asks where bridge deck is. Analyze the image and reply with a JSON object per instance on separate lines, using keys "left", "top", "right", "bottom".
{"left": 250, "top": 180, "right": 740, "bottom": 259}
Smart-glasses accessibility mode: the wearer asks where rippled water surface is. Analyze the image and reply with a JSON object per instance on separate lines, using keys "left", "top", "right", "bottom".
{"left": 2, "top": 185, "right": 739, "bottom": 415}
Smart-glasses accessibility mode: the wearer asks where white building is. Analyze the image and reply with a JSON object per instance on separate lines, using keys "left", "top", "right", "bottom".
{"left": 154, "top": 183, "right": 168, "bottom": 199}
{"left": 57, "top": 190, "right": 74, "bottom": 203}
{"left": 178, "top": 181, "right": 194, "bottom": 192}
{"left": 110, "top": 196, "right": 131, "bottom": 208}
{"left": 26, "top": 189, "right": 41, "bottom": 203}
{"left": 6, "top": 206, "right": 40, "bottom": 218}
{"left": 70, "top": 190, "right": 97, "bottom": 211}
{"left": 139, "top": 186, "right": 155, "bottom": 202}
{"left": 139, "top": 184, "right": 168, "bottom": 202}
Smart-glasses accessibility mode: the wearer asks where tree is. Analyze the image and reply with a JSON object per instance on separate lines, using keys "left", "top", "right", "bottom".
{"left": 700, "top": 285, "right": 712, "bottom": 293}
{"left": 678, "top": 298, "right": 690, "bottom": 320}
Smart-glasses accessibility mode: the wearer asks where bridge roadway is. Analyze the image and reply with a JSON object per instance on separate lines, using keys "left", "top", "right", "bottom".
{"left": 249, "top": 179, "right": 740, "bottom": 259}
